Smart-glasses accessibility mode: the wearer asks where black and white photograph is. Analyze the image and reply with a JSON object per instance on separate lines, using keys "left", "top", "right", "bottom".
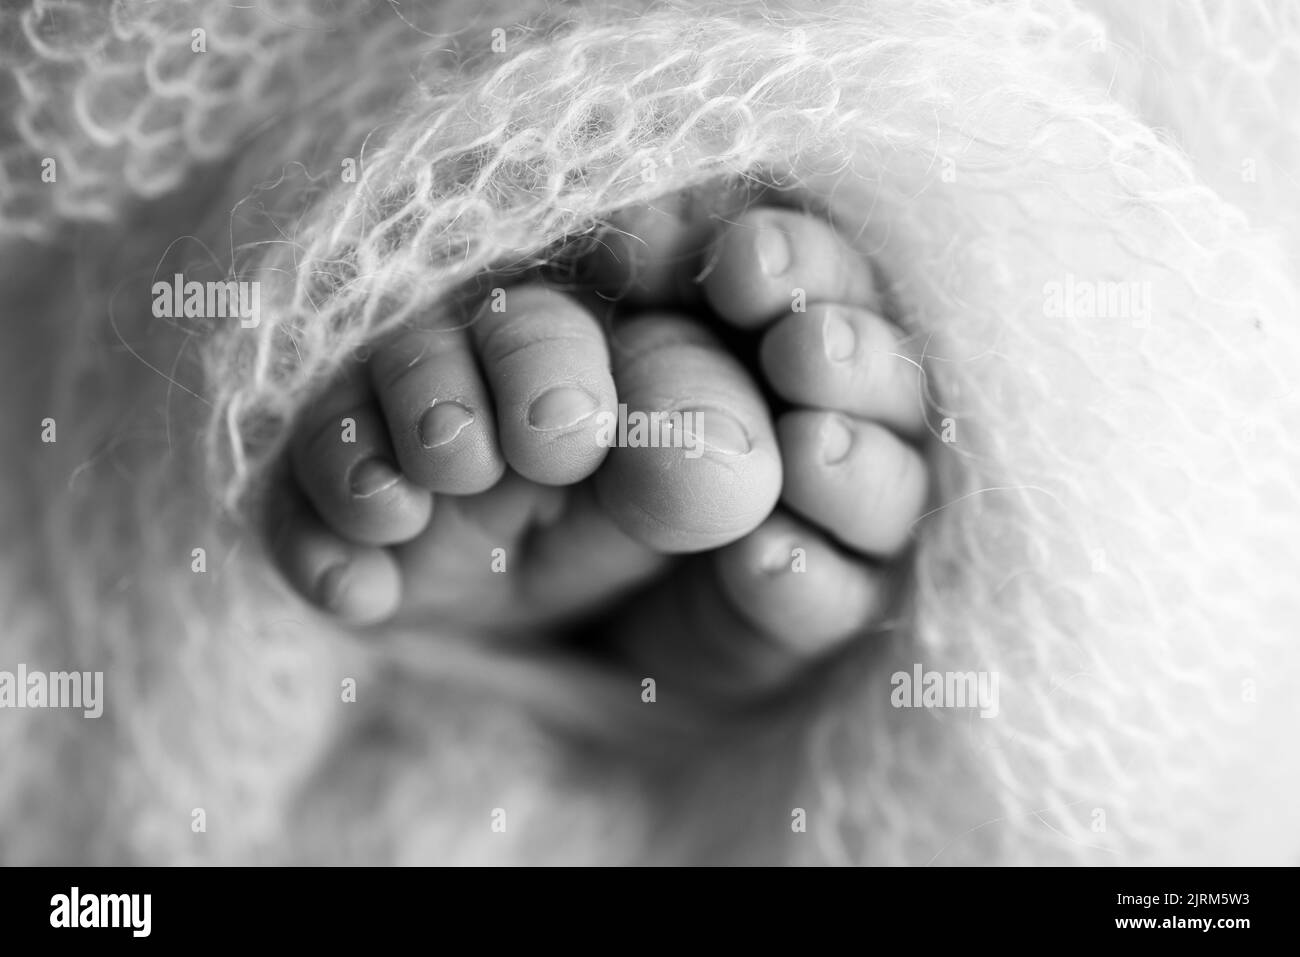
{"left": 0, "top": 0, "right": 1294, "bottom": 904}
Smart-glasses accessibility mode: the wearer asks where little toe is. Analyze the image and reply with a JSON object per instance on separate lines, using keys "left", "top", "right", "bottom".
{"left": 267, "top": 488, "right": 403, "bottom": 626}
{"left": 713, "top": 511, "right": 889, "bottom": 655}
{"left": 289, "top": 368, "right": 432, "bottom": 546}
{"left": 471, "top": 284, "right": 617, "bottom": 486}
{"left": 609, "top": 511, "right": 890, "bottom": 698}
{"left": 777, "top": 410, "right": 929, "bottom": 557}
{"left": 594, "top": 315, "right": 782, "bottom": 552}
{"left": 368, "top": 324, "right": 506, "bottom": 495}
{"left": 761, "top": 304, "right": 927, "bottom": 436}
{"left": 703, "top": 206, "right": 877, "bottom": 329}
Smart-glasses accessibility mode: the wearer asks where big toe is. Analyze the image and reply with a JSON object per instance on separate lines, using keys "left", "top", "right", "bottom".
{"left": 472, "top": 284, "right": 618, "bottom": 486}
{"left": 594, "top": 315, "right": 781, "bottom": 552}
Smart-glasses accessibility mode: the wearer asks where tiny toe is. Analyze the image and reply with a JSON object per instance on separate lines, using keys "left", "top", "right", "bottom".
{"left": 594, "top": 315, "right": 781, "bottom": 552}
{"left": 472, "top": 284, "right": 617, "bottom": 486}
{"left": 369, "top": 324, "right": 506, "bottom": 494}
{"left": 761, "top": 304, "right": 927, "bottom": 436}
{"left": 590, "top": 185, "right": 748, "bottom": 307}
{"left": 714, "top": 511, "right": 887, "bottom": 655}
{"left": 268, "top": 489, "right": 402, "bottom": 626}
{"left": 610, "top": 514, "right": 886, "bottom": 698}
{"left": 703, "top": 206, "right": 877, "bottom": 329}
{"left": 289, "top": 369, "right": 432, "bottom": 546}
{"left": 777, "top": 410, "right": 929, "bottom": 557}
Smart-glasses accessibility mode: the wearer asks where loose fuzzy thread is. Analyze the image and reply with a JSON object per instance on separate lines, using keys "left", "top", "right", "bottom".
{"left": 1, "top": 0, "right": 1298, "bottom": 864}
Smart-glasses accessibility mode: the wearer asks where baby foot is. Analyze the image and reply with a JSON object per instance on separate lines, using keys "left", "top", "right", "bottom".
{"left": 265, "top": 280, "right": 782, "bottom": 630}
{"left": 594, "top": 197, "right": 931, "bottom": 695}
{"left": 263, "top": 185, "right": 931, "bottom": 704}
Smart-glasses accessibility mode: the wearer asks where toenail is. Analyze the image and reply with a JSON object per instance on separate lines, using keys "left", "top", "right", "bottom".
{"left": 823, "top": 416, "right": 853, "bottom": 465}
{"left": 682, "top": 406, "right": 751, "bottom": 456}
{"left": 823, "top": 310, "right": 856, "bottom": 361}
{"left": 755, "top": 225, "right": 792, "bottom": 277}
{"left": 419, "top": 401, "right": 475, "bottom": 449}
{"left": 316, "top": 563, "right": 349, "bottom": 610}
{"left": 528, "top": 386, "right": 598, "bottom": 431}
{"left": 349, "top": 459, "right": 401, "bottom": 498}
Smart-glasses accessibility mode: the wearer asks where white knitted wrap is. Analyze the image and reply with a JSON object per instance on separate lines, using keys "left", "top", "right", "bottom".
{"left": 1, "top": 0, "right": 1297, "bottom": 864}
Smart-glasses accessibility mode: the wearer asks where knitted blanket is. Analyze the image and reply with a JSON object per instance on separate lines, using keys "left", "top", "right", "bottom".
{"left": 1, "top": 0, "right": 1297, "bottom": 864}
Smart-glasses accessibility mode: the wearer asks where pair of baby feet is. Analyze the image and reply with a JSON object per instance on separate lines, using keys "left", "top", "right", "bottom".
{"left": 266, "top": 189, "right": 929, "bottom": 693}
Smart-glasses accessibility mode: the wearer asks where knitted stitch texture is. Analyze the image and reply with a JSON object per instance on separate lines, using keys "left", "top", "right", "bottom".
{"left": 1, "top": 0, "right": 1297, "bottom": 864}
